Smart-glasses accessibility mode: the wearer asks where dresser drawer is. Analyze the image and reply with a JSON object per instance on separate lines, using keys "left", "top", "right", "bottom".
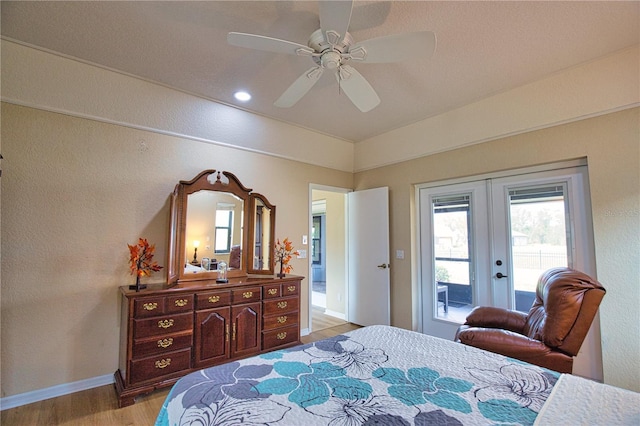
{"left": 166, "top": 294, "right": 194, "bottom": 314}
{"left": 282, "top": 282, "right": 300, "bottom": 297}
{"left": 262, "top": 325, "right": 299, "bottom": 350}
{"left": 129, "top": 348, "right": 191, "bottom": 384}
{"left": 263, "top": 284, "right": 281, "bottom": 299}
{"left": 132, "top": 330, "right": 193, "bottom": 358}
{"left": 263, "top": 296, "right": 299, "bottom": 316}
{"left": 134, "top": 312, "right": 193, "bottom": 338}
{"left": 196, "top": 290, "right": 231, "bottom": 310}
{"left": 232, "top": 287, "right": 261, "bottom": 304}
{"left": 134, "top": 297, "right": 166, "bottom": 318}
{"left": 263, "top": 313, "right": 297, "bottom": 331}
{"left": 134, "top": 294, "right": 194, "bottom": 318}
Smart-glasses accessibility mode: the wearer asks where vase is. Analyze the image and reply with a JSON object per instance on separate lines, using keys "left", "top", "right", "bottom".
{"left": 129, "top": 274, "right": 147, "bottom": 291}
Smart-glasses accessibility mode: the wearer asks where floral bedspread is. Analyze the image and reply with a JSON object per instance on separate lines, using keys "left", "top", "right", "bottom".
{"left": 155, "top": 325, "right": 559, "bottom": 426}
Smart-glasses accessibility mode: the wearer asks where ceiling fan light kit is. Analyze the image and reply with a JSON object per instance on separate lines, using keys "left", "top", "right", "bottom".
{"left": 227, "top": 0, "right": 436, "bottom": 113}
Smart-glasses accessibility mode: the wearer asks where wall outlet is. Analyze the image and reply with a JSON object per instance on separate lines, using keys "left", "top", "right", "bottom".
{"left": 396, "top": 250, "right": 405, "bottom": 259}
{"left": 297, "top": 249, "right": 307, "bottom": 259}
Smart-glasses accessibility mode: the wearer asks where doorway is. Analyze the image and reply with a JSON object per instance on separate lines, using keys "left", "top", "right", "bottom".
{"left": 418, "top": 162, "right": 602, "bottom": 380}
{"left": 310, "top": 188, "right": 348, "bottom": 332}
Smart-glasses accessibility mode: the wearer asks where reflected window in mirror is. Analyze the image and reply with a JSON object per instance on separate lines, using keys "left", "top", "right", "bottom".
{"left": 215, "top": 209, "right": 233, "bottom": 254}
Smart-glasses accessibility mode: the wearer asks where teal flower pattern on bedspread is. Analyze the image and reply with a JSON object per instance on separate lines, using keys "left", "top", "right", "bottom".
{"left": 155, "top": 326, "right": 558, "bottom": 426}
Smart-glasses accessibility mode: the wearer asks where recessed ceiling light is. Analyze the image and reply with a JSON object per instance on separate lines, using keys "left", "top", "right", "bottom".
{"left": 234, "top": 91, "right": 251, "bottom": 102}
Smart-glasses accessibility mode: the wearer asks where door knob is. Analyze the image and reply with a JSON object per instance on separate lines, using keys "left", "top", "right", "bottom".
{"left": 496, "top": 272, "right": 508, "bottom": 279}
{"left": 377, "top": 263, "right": 389, "bottom": 269}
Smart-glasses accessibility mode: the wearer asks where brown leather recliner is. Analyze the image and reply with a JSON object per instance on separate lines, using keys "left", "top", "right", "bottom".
{"left": 454, "top": 267, "right": 605, "bottom": 373}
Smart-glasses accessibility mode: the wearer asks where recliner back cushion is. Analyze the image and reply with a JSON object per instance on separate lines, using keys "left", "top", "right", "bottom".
{"left": 524, "top": 268, "right": 603, "bottom": 349}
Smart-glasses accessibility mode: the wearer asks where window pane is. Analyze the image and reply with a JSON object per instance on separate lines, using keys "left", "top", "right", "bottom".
{"left": 433, "top": 195, "right": 473, "bottom": 320}
{"left": 214, "top": 210, "right": 232, "bottom": 253}
{"left": 509, "top": 186, "right": 569, "bottom": 311}
{"left": 215, "top": 229, "right": 229, "bottom": 251}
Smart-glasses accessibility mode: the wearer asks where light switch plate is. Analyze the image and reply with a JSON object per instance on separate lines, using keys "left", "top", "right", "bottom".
{"left": 302, "top": 235, "right": 308, "bottom": 245}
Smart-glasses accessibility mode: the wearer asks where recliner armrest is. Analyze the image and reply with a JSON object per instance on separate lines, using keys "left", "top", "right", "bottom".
{"left": 464, "top": 306, "right": 527, "bottom": 334}
{"left": 457, "top": 327, "right": 549, "bottom": 356}
{"left": 456, "top": 327, "right": 573, "bottom": 373}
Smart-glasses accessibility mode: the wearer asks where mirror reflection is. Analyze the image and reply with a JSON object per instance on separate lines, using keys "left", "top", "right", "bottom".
{"left": 168, "top": 170, "right": 276, "bottom": 284}
{"left": 251, "top": 197, "right": 272, "bottom": 271}
{"left": 184, "top": 191, "right": 244, "bottom": 275}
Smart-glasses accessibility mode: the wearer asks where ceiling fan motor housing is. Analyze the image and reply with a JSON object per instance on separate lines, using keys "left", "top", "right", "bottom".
{"left": 309, "top": 28, "right": 354, "bottom": 68}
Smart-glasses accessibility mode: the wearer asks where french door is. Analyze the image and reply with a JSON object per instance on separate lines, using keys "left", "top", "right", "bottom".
{"left": 419, "top": 164, "right": 595, "bottom": 339}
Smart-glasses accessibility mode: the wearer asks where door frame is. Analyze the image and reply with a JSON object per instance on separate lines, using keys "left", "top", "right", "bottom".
{"left": 308, "top": 184, "right": 351, "bottom": 334}
{"left": 415, "top": 158, "right": 590, "bottom": 334}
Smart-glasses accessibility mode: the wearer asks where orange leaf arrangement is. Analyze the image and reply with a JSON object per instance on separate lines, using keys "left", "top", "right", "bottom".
{"left": 128, "top": 238, "right": 163, "bottom": 291}
{"left": 274, "top": 237, "right": 299, "bottom": 278}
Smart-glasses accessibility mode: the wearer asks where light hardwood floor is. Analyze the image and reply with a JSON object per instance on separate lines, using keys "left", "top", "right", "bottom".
{"left": 1, "top": 321, "right": 361, "bottom": 425}
{"left": 311, "top": 305, "right": 347, "bottom": 332}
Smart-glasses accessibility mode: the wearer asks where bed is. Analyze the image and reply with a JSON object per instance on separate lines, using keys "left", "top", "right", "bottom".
{"left": 155, "top": 325, "right": 639, "bottom": 426}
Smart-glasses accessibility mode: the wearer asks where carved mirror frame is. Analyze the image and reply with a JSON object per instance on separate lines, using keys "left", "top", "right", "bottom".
{"left": 167, "top": 170, "right": 276, "bottom": 284}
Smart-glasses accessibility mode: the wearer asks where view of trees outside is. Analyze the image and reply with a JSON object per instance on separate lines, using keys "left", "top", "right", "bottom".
{"left": 434, "top": 199, "right": 568, "bottom": 294}
{"left": 510, "top": 199, "right": 567, "bottom": 293}
{"left": 434, "top": 209, "right": 471, "bottom": 287}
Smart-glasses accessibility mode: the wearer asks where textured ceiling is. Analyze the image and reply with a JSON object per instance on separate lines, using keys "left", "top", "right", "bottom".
{"left": 2, "top": 1, "right": 638, "bottom": 142}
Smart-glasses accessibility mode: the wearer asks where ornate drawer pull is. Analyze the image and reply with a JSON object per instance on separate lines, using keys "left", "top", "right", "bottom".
{"left": 277, "top": 316, "right": 288, "bottom": 324}
{"left": 276, "top": 332, "right": 287, "bottom": 340}
{"left": 157, "top": 338, "right": 173, "bottom": 348}
{"left": 277, "top": 301, "right": 288, "bottom": 309}
{"left": 158, "top": 319, "right": 174, "bottom": 329}
{"left": 287, "top": 286, "right": 296, "bottom": 293}
{"left": 268, "top": 288, "right": 278, "bottom": 295}
{"left": 243, "top": 291, "right": 254, "bottom": 298}
{"left": 208, "top": 295, "right": 220, "bottom": 303}
{"left": 174, "top": 299, "right": 188, "bottom": 307}
{"left": 155, "top": 358, "right": 171, "bottom": 369}
{"left": 143, "top": 302, "right": 158, "bottom": 311}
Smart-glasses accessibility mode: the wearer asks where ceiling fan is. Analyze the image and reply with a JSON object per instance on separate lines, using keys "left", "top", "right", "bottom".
{"left": 227, "top": 0, "right": 436, "bottom": 112}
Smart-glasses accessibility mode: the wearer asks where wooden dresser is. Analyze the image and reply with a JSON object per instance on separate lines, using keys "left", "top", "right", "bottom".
{"left": 114, "top": 275, "right": 302, "bottom": 407}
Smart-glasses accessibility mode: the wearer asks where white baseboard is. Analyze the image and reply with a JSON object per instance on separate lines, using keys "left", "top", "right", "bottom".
{"left": 300, "top": 327, "right": 310, "bottom": 336}
{"left": 0, "top": 374, "right": 114, "bottom": 410}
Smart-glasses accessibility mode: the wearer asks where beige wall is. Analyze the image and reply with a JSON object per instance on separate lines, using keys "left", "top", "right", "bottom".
{"left": 354, "top": 107, "right": 640, "bottom": 392}
{"left": 0, "top": 103, "right": 352, "bottom": 398}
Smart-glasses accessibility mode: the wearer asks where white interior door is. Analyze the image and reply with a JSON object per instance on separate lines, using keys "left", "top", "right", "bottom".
{"left": 348, "top": 187, "right": 390, "bottom": 326}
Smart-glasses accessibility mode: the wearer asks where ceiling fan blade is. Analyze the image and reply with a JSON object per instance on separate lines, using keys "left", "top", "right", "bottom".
{"left": 319, "top": 0, "right": 353, "bottom": 41}
{"left": 336, "top": 65, "right": 380, "bottom": 112}
{"left": 274, "top": 67, "right": 324, "bottom": 108}
{"left": 227, "top": 32, "right": 313, "bottom": 56}
{"left": 349, "top": 31, "right": 436, "bottom": 63}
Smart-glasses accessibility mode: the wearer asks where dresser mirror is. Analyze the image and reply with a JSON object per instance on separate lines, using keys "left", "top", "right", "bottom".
{"left": 248, "top": 193, "right": 276, "bottom": 275}
{"left": 167, "top": 170, "right": 275, "bottom": 284}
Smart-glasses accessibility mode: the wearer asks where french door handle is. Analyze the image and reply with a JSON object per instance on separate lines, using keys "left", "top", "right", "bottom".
{"left": 496, "top": 272, "right": 508, "bottom": 279}
{"left": 377, "top": 263, "right": 390, "bottom": 269}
